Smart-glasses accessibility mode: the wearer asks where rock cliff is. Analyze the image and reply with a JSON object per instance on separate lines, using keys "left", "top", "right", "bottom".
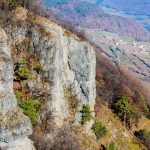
{"left": 0, "top": 7, "right": 96, "bottom": 149}
{"left": 0, "top": 27, "right": 34, "bottom": 149}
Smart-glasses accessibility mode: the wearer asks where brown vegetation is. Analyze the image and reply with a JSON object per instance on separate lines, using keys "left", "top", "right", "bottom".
{"left": 31, "top": 124, "right": 82, "bottom": 150}
{"left": 96, "top": 51, "right": 150, "bottom": 119}
{"left": 0, "top": 0, "right": 48, "bottom": 27}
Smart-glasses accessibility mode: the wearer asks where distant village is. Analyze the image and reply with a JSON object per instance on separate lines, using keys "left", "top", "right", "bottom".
{"left": 95, "top": 31, "right": 150, "bottom": 57}
{"left": 88, "top": 29, "right": 150, "bottom": 77}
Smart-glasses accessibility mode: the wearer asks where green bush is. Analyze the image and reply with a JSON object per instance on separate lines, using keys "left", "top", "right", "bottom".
{"left": 134, "top": 129, "right": 150, "bottom": 149}
{"left": 16, "top": 55, "right": 31, "bottom": 79}
{"left": 114, "top": 96, "right": 141, "bottom": 126}
{"left": 80, "top": 104, "right": 94, "bottom": 125}
{"left": 15, "top": 92, "right": 42, "bottom": 126}
{"left": 92, "top": 121, "right": 107, "bottom": 139}
{"left": 106, "top": 141, "right": 117, "bottom": 150}
{"left": 19, "top": 99, "right": 42, "bottom": 126}
{"left": 115, "top": 96, "right": 131, "bottom": 121}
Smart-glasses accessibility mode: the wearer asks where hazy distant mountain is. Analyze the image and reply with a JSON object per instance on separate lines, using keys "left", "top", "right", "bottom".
{"left": 99, "top": 0, "right": 150, "bottom": 15}
{"left": 42, "top": 0, "right": 150, "bottom": 42}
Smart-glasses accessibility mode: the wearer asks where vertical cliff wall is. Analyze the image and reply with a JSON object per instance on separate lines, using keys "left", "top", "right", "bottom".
{"left": 0, "top": 7, "right": 96, "bottom": 149}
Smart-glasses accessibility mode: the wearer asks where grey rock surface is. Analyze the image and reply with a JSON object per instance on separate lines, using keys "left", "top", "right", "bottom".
{"left": 0, "top": 28, "right": 33, "bottom": 149}
{"left": 0, "top": 7, "right": 96, "bottom": 149}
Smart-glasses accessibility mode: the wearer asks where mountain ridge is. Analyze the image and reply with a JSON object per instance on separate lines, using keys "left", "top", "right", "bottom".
{"left": 99, "top": 0, "right": 150, "bottom": 16}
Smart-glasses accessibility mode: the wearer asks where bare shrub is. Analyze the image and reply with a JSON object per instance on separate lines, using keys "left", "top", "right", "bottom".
{"left": 31, "top": 126, "right": 52, "bottom": 150}
{"left": 60, "top": 19, "right": 88, "bottom": 41}
{"left": 31, "top": 124, "right": 82, "bottom": 150}
{"left": 51, "top": 124, "right": 82, "bottom": 150}
{"left": 22, "top": 0, "right": 48, "bottom": 17}
{"left": 0, "top": 0, "right": 49, "bottom": 27}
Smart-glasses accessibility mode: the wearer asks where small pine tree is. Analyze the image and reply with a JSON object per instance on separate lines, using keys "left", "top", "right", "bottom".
{"left": 92, "top": 121, "right": 107, "bottom": 139}
{"left": 16, "top": 55, "right": 31, "bottom": 79}
{"left": 114, "top": 96, "right": 141, "bottom": 126}
{"left": 80, "top": 104, "right": 94, "bottom": 125}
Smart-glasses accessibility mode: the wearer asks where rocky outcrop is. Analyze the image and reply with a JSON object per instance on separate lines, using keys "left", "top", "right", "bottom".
{"left": 0, "top": 7, "right": 96, "bottom": 149}
{"left": 0, "top": 28, "right": 34, "bottom": 149}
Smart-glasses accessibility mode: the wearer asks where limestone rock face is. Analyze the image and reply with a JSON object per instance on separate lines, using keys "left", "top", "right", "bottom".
{"left": 0, "top": 7, "right": 96, "bottom": 149}
{"left": 27, "top": 24, "right": 96, "bottom": 128}
{"left": 0, "top": 28, "right": 34, "bottom": 149}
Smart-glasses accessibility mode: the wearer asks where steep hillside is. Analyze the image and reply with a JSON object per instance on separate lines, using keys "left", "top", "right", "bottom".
{"left": 42, "top": 0, "right": 150, "bottom": 42}
{"left": 95, "top": 51, "right": 150, "bottom": 150}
